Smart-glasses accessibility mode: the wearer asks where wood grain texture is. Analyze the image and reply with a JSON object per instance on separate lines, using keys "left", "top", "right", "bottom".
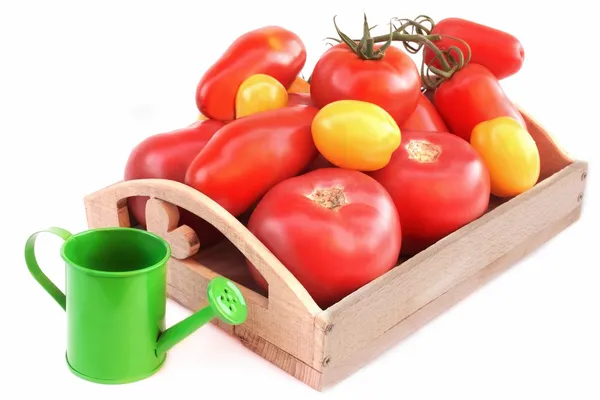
{"left": 235, "top": 326, "right": 323, "bottom": 390}
{"left": 320, "top": 193, "right": 585, "bottom": 389}
{"left": 82, "top": 107, "right": 587, "bottom": 391}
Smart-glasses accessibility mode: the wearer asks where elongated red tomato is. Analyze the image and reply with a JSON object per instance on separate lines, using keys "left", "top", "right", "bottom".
{"left": 246, "top": 168, "right": 402, "bottom": 308}
{"left": 185, "top": 106, "right": 319, "bottom": 217}
{"left": 433, "top": 63, "right": 526, "bottom": 142}
{"left": 195, "top": 26, "right": 306, "bottom": 122}
{"left": 124, "top": 119, "right": 226, "bottom": 247}
{"left": 310, "top": 42, "right": 421, "bottom": 126}
{"left": 424, "top": 18, "right": 525, "bottom": 80}
{"left": 369, "top": 130, "right": 490, "bottom": 256}
{"left": 400, "top": 92, "right": 449, "bottom": 132}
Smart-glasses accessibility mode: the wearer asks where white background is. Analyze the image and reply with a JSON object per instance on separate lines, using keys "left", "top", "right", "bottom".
{"left": 2, "top": 0, "right": 598, "bottom": 399}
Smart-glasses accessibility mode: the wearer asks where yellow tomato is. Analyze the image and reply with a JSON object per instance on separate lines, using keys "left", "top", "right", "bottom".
{"left": 235, "top": 74, "right": 288, "bottom": 118}
{"left": 197, "top": 113, "right": 207, "bottom": 121}
{"left": 311, "top": 100, "right": 401, "bottom": 171}
{"left": 470, "top": 116, "right": 540, "bottom": 198}
{"left": 288, "top": 76, "right": 310, "bottom": 93}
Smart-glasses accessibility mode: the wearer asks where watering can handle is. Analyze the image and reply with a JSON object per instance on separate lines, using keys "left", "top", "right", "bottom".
{"left": 24, "top": 227, "right": 73, "bottom": 311}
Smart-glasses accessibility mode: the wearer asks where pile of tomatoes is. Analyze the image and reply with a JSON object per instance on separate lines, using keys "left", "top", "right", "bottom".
{"left": 124, "top": 15, "right": 542, "bottom": 308}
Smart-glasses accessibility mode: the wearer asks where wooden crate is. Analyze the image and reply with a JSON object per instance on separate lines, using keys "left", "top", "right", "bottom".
{"left": 83, "top": 108, "right": 588, "bottom": 391}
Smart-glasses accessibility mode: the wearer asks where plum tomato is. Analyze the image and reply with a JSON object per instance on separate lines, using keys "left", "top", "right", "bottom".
{"left": 235, "top": 74, "right": 288, "bottom": 118}
{"left": 185, "top": 105, "right": 319, "bottom": 218}
{"left": 311, "top": 100, "right": 401, "bottom": 171}
{"left": 470, "top": 116, "right": 540, "bottom": 198}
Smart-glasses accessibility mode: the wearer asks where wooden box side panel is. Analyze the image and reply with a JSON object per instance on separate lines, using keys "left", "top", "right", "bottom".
{"left": 321, "top": 204, "right": 583, "bottom": 387}
{"left": 320, "top": 160, "right": 587, "bottom": 375}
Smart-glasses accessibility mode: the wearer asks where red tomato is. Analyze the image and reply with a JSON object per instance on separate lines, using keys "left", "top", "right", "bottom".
{"left": 433, "top": 63, "right": 526, "bottom": 142}
{"left": 124, "top": 119, "right": 226, "bottom": 247}
{"left": 246, "top": 168, "right": 402, "bottom": 309}
{"left": 195, "top": 26, "right": 306, "bottom": 122}
{"left": 287, "top": 92, "right": 316, "bottom": 107}
{"left": 424, "top": 18, "right": 525, "bottom": 80}
{"left": 185, "top": 105, "right": 319, "bottom": 217}
{"left": 310, "top": 43, "right": 421, "bottom": 126}
{"left": 400, "top": 92, "right": 449, "bottom": 133}
{"left": 369, "top": 130, "right": 490, "bottom": 256}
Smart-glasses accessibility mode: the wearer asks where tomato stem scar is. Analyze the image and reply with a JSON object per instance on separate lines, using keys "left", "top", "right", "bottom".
{"left": 307, "top": 187, "right": 347, "bottom": 210}
{"left": 405, "top": 139, "right": 442, "bottom": 163}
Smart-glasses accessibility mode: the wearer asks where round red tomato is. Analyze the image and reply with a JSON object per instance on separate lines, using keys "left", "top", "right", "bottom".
{"left": 369, "top": 131, "right": 491, "bottom": 256}
{"left": 246, "top": 168, "right": 402, "bottom": 309}
{"left": 310, "top": 43, "right": 421, "bottom": 126}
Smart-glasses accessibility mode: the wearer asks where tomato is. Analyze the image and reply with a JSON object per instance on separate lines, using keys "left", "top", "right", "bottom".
{"left": 287, "top": 92, "right": 315, "bottom": 107}
{"left": 197, "top": 113, "right": 207, "bottom": 121}
{"left": 470, "top": 116, "right": 540, "bottom": 198}
{"left": 195, "top": 26, "right": 306, "bottom": 122}
{"left": 246, "top": 168, "right": 402, "bottom": 309}
{"left": 433, "top": 63, "right": 526, "bottom": 142}
{"left": 235, "top": 74, "right": 288, "bottom": 118}
{"left": 288, "top": 76, "right": 310, "bottom": 93}
{"left": 185, "top": 105, "right": 319, "bottom": 217}
{"left": 310, "top": 42, "right": 421, "bottom": 126}
{"left": 311, "top": 100, "right": 400, "bottom": 171}
{"left": 124, "top": 119, "right": 226, "bottom": 247}
{"left": 424, "top": 18, "right": 525, "bottom": 80}
{"left": 369, "top": 130, "right": 490, "bottom": 256}
{"left": 400, "top": 92, "right": 449, "bottom": 133}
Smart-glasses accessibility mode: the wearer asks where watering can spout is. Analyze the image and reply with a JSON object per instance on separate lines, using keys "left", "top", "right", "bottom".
{"left": 155, "top": 276, "right": 248, "bottom": 357}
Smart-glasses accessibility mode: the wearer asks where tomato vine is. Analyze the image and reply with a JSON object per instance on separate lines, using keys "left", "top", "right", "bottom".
{"left": 324, "top": 14, "right": 472, "bottom": 90}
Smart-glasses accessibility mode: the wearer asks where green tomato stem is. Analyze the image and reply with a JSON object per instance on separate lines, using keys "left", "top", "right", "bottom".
{"left": 328, "top": 13, "right": 471, "bottom": 91}
{"left": 332, "top": 13, "right": 440, "bottom": 61}
{"left": 369, "top": 32, "right": 443, "bottom": 43}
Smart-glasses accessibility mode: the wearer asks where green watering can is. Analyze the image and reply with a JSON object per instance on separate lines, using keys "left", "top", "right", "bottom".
{"left": 24, "top": 226, "right": 248, "bottom": 384}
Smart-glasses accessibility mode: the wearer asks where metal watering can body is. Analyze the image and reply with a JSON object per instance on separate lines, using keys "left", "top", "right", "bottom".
{"left": 25, "top": 226, "right": 248, "bottom": 384}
